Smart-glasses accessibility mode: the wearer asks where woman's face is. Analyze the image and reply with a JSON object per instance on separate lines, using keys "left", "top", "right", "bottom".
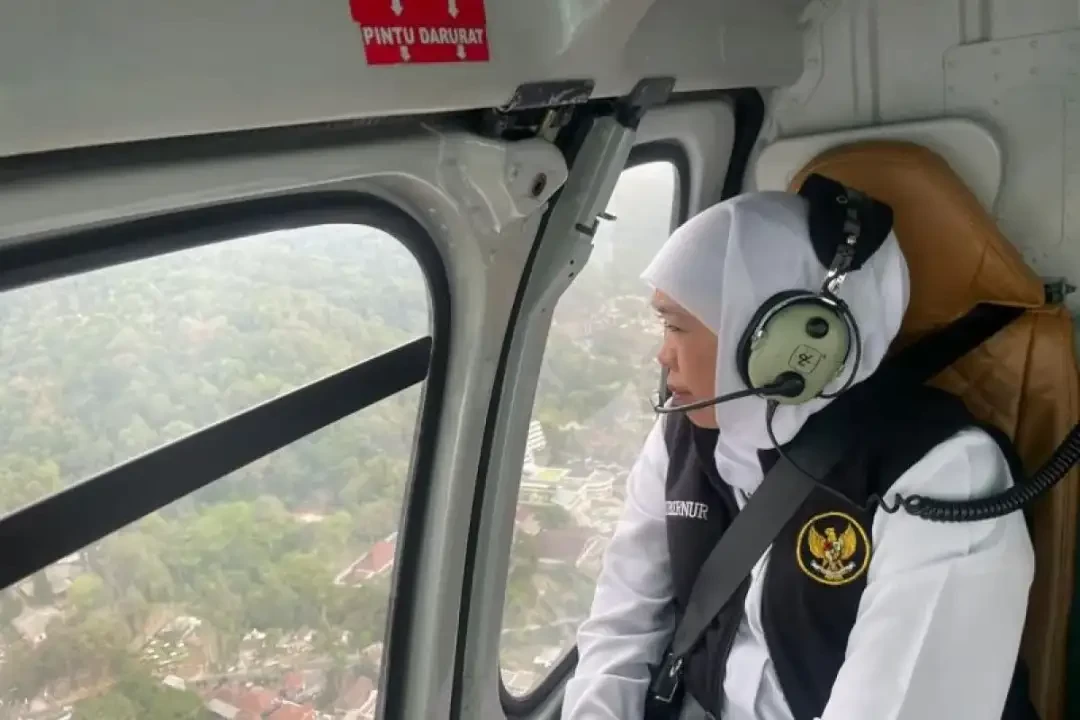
{"left": 652, "top": 290, "right": 719, "bottom": 429}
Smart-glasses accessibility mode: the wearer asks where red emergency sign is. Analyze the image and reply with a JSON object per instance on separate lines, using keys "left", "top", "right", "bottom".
{"left": 350, "top": 0, "right": 490, "bottom": 65}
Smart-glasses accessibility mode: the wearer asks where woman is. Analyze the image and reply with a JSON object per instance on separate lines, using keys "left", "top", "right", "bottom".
{"left": 560, "top": 191, "right": 1034, "bottom": 720}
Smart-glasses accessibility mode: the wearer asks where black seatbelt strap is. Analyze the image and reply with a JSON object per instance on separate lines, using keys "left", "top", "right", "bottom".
{"left": 880, "top": 303, "right": 1024, "bottom": 386}
{"left": 671, "top": 459, "right": 812, "bottom": 658}
{"left": 646, "top": 408, "right": 858, "bottom": 717}
{"left": 645, "top": 461, "right": 813, "bottom": 716}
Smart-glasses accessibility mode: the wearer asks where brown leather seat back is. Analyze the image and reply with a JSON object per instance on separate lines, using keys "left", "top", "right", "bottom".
{"left": 789, "top": 140, "right": 1080, "bottom": 720}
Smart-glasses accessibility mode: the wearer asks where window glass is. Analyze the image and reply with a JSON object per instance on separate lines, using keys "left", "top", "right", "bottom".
{"left": 500, "top": 161, "right": 680, "bottom": 696}
{"left": 0, "top": 224, "right": 429, "bottom": 719}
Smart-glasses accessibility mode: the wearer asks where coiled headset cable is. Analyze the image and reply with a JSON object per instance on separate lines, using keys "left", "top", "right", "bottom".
{"left": 764, "top": 397, "right": 1080, "bottom": 523}
{"left": 878, "top": 423, "right": 1080, "bottom": 521}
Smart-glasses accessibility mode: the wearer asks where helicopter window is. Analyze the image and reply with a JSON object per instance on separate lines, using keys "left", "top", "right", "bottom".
{"left": 0, "top": 217, "right": 438, "bottom": 719}
{"left": 499, "top": 159, "right": 682, "bottom": 698}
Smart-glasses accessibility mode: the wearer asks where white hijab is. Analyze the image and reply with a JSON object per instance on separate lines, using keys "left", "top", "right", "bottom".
{"left": 642, "top": 191, "right": 910, "bottom": 495}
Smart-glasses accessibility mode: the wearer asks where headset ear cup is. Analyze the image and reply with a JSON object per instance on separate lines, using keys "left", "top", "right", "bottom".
{"left": 736, "top": 290, "right": 818, "bottom": 390}
{"left": 747, "top": 299, "right": 851, "bottom": 403}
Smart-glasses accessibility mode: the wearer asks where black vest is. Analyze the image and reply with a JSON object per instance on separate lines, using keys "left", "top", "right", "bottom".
{"left": 663, "top": 384, "right": 1037, "bottom": 720}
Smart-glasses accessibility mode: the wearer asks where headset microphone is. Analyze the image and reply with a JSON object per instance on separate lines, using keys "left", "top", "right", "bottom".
{"left": 653, "top": 373, "right": 806, "bottom": 415}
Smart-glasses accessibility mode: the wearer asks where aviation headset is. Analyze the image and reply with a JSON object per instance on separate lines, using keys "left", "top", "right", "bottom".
{"left": 656, "top": 173, "right": 894, "bottom": 414}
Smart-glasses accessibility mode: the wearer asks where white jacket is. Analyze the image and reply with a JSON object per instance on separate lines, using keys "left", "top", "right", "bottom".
{"left": 560, "top": 418, "right": 1034, "bottom": 720}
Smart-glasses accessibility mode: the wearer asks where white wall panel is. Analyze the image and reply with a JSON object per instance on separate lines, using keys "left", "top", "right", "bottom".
{"left": 768, "top": 0, "right": 1080, "bottom": 309}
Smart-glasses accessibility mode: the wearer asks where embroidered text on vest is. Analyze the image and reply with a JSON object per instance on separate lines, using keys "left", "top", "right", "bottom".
{"left": 666, "top": 500, "right": 709, "bottom": 520}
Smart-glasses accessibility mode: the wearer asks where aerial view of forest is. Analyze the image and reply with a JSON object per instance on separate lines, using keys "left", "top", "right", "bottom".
{"left": 0, "top": 162, "right": 676, "bottom": 718}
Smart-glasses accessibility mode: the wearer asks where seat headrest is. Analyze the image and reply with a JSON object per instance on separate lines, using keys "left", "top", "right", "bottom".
{"left": 789, "top": 141, "right": 1045, "bottom": 346}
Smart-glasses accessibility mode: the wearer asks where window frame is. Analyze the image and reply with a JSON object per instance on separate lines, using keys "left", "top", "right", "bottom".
{"left": 496, "top": 140, "right": 691, "bottom": 714}
{"left": 0, "top": 191, "right": 452, "bottom": 684}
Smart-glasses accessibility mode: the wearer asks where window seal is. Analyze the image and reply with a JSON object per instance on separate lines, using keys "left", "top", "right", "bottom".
{"left": 625, "top": 140, "right": 692, "bottom": 228}
{"left": 0, "top": 192, "right": 453, "bottom": 719}
{"left": 498, "top": 146, "right": 687, "bottom": 716}
{"left": 0, "top": 192, "right": 445, "bottom": 296}
{"left": 720, "top": 88, "right": 766, "bottom": 201}
{"left": 497, "top": 89, "right": 764, "bottom": 717}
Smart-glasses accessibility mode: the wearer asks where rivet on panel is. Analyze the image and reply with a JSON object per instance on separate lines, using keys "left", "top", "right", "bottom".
{"left": 1030, "top": 39, "right": 1038, "bottom": 48}
{"left": 991, "top": 47, "right": 1001, "bottom": 56}
{"left": 1031, "top": 67, "right": 1039, "bottom": 76}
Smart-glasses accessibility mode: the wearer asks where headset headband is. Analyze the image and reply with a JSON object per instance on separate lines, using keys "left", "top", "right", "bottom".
{"left": 798, "top": 174, "right": 894, "bottom": 283}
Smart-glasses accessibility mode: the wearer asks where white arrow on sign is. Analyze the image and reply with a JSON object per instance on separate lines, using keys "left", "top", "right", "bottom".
{"left": 400, "top": 45, "right": 411, "bottom": 61}
{"left": 456, "top": 43, "right": 466, "bottom": 60}
{"left": 448, "top": 0, "right": 458, "bottom": 17}
{"left": 391, "top": 0, "right": 404, "bottom": 16}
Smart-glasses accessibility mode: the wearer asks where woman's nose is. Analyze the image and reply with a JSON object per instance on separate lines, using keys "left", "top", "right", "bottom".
{"left": 656, "top": 341, "right": 676, "bottom": 370}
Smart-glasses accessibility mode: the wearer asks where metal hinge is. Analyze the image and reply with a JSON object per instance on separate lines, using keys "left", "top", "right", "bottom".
{"left": 1044, "top": 278, "right": 1077, "bottom": 305}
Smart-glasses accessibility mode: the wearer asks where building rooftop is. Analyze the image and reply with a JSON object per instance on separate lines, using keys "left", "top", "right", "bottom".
{"left": 528, "top": 467, "right": 571, "bottom": 485}
{"left": 268, "top": 702, "right": 316, "bottom": 720}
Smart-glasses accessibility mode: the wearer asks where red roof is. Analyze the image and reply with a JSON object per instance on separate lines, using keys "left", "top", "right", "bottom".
{"left": 283, "top": 671, "right": 304, "bottom": 694}
{"left": 211, "top": 687, "right": 265, "bottom": 720}
{"left": 358, "top": 539, "right": 395, "bottom": 574}
{"left": 236, "top": 686, "right": 278, "bottom": 715}
{"left": 268, "top": 703, "right": 315, "bottom": 720}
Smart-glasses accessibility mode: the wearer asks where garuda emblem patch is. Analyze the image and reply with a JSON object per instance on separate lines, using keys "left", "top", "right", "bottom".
{"left": 796, "top": 511, "right": 870, "bottom": 586}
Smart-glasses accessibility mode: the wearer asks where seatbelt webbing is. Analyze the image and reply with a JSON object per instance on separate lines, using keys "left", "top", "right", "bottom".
{"left": 671, "top": 457, "right": 814, "bottom": 657}
{"left": 881, "top": 303, "right": 1024, "bottom": 386}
